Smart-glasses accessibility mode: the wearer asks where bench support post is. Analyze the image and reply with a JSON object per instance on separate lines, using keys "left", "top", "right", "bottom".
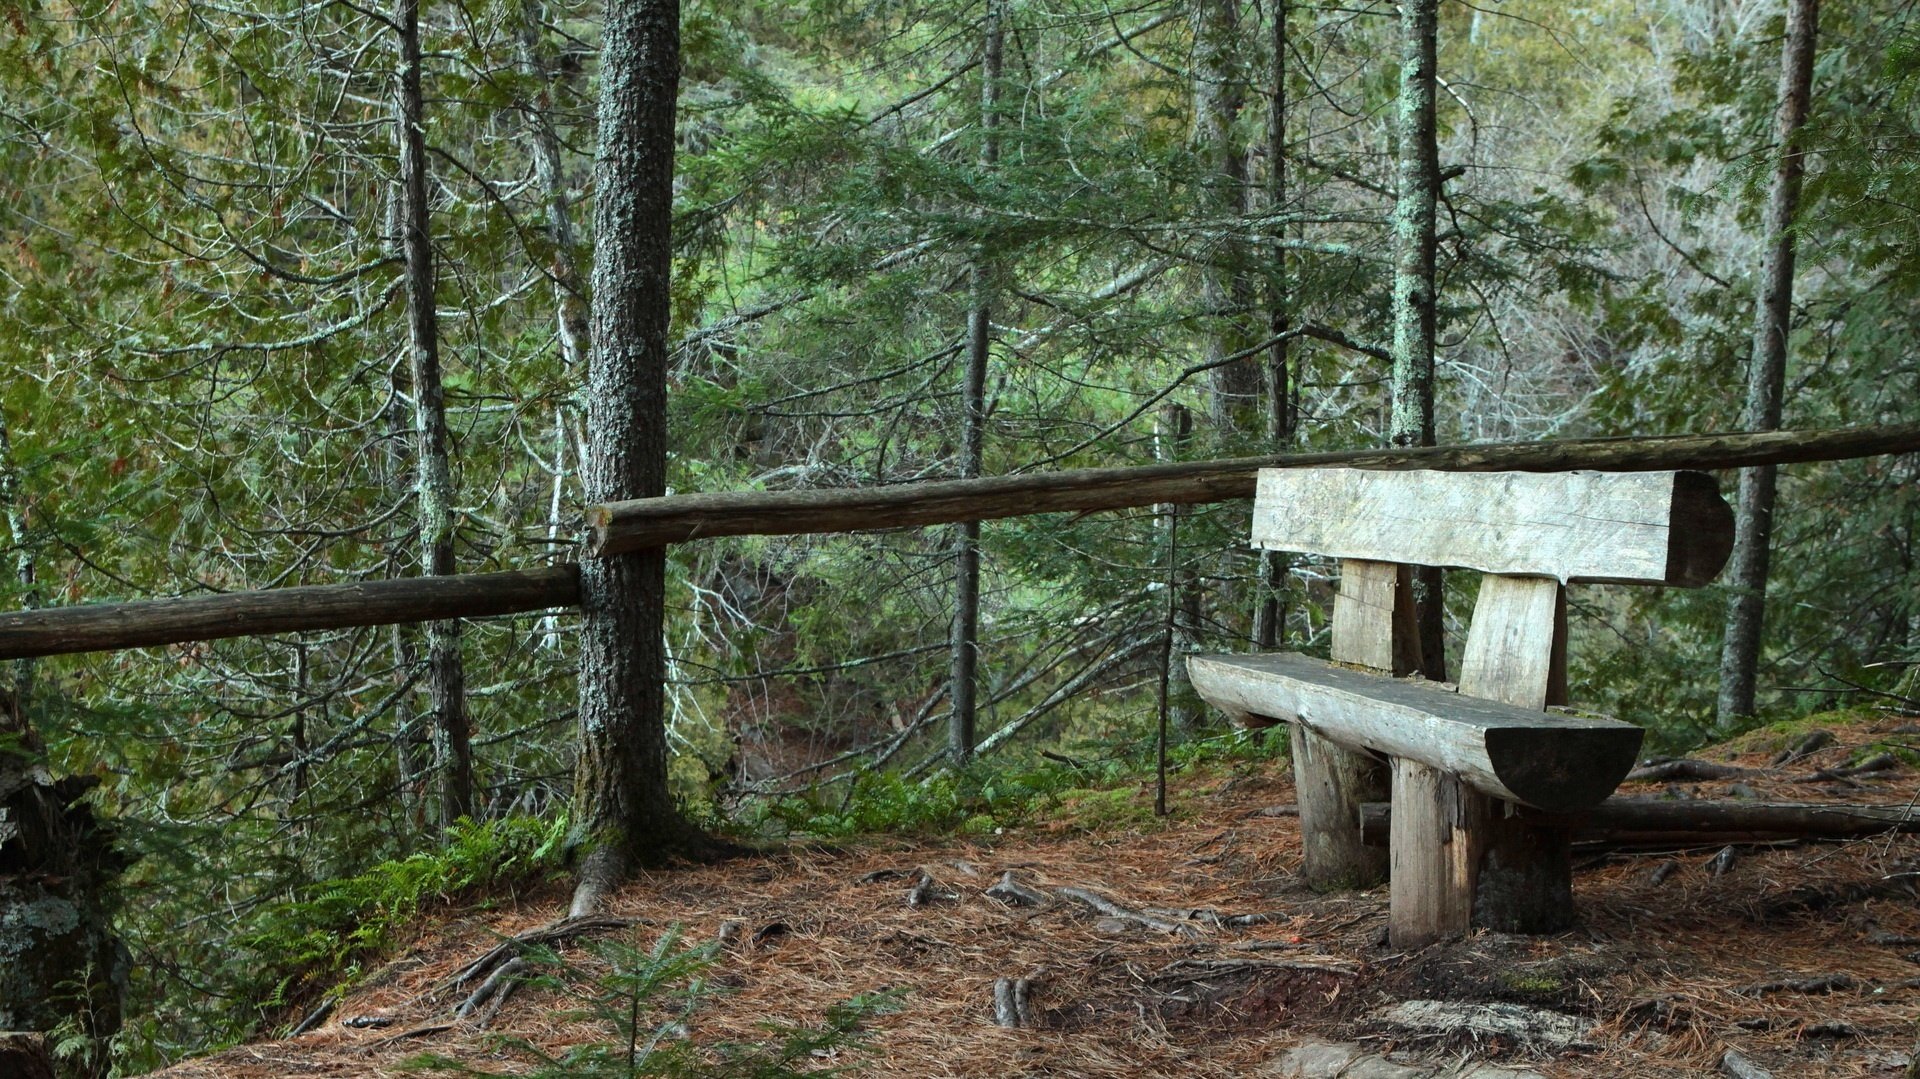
{"left": 1389, "top": 573, "right": 1575, "bottom": 946}
{"left": 1293, "top": 560, "right": 1412, "bottom": 889}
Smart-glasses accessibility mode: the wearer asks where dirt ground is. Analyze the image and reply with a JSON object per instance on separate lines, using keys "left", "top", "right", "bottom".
{"left": 155, "top": 713, "right": 1920, "bottom": 1078}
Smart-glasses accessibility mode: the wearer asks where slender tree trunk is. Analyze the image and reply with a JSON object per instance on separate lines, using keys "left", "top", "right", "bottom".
{"left": 950, "top": 0, "right": 1002, "bottom": 766}
{"left": 1156, "top": 404, "right": 1202, "bottom": 734}
{"left": 1253, "top": 0, "right": 1293, "bottom": 649}
{"left": 395, "top": 0, "right": 473, "bottom": 828}
{"left": 518, "top": 0, "right": 590, "bottom": 651}
{"left": 518, "top": 0, "right": 591, "bottom": 374}
{"left": 0, "top": 416, "right": 123, "bottom": 1069}
{"left": 1192, "top": 0, "right": 1259, "bottom": 432}
{"left": 0, "top": 417, "right": 35, "bottom": 715}
{"left": 1718, "top": 0, "right": 1818, "bottom": 723}
{"left": 572, "top": 0, "right": 705, "bottom": 915}
{"left": 1390, "top": 0, "right": 1447, "bottom": 680}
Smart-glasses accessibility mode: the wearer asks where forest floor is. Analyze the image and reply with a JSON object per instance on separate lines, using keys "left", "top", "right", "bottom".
{"left": 157, "top": 711, "right": 1920, "bottom": 1079}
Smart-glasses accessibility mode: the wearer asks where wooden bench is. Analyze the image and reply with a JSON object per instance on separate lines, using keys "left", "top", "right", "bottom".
{"left": 1189, "top": 468, "right": 1734, "bottom": 947}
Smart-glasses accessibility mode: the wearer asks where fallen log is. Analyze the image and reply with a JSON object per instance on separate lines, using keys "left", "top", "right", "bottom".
{"left": 1625, "top": 759, "right": 1757, "bottom": 783}
{"left": 1359, "top": 798, "right": 1920, "bottom": 846}
{"left": 0, "top": 566, "right": 581, "bottom": 661}
{"left": 587, "top": 424, "right": 1920, "bottom": 555}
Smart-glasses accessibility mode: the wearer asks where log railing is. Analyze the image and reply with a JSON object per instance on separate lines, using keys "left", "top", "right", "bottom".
{"left": 2, "top": 423, "right": 1917, "bottom": 660}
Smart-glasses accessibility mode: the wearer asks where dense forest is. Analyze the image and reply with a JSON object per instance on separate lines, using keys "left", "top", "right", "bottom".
{"left": 2, "top": 0, "right": 1918, "bottom": 1070}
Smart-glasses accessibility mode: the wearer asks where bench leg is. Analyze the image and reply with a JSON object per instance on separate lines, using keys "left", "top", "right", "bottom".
{"left": 1389, "top": 761, "right": 1577, "bottom": 947}
{"left": 1293, "top": 725, "right": 1389, "bottom": 889}
{"left": 1475, "top": 805, "right": 1574, "bottom": 933}
{"left": 1389, "top": 759, "right": 1482, "bottom": 948}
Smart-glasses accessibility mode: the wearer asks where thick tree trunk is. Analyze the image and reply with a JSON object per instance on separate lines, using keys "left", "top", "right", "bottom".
{"left": 1253, "top": 0, "right": 1293, "bottom": 650}
{"left": 1192, "top": 0, "right": 1259, "bottom": 432}
{"left": 950, "top": 0, "right": 1002, "bottom": 766}
{"left": 395, "top": 0, "right": 473, "bottom": 827}
{"left": 1390, "top": 0, "right": 1446, "bottom": 681}
{"left": 1718, "top": 0, "right": 1818, "bottom": 723}
{"left": 572, "top": 0, "right": 705, "bottom": 915}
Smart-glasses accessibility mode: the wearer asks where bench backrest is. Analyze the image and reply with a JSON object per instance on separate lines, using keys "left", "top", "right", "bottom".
{"left": 1251, "top": 468, "right": 1733, "bottom": 586}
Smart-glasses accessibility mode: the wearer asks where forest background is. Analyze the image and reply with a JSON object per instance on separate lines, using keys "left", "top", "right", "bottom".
{"left": 1, "top": 0, "right": 1918, "bottom": 1070}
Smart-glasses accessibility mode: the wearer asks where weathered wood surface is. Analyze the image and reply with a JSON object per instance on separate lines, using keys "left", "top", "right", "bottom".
{"left": 1457, "top": 574, "right": 1567, "bottom": 709}
{"left": 1388, "top": 759, "right": 1482, "bottom": 947}
{"left": 1251, "top": 469, "right": 1733, "bottom": 585}
{"left": 1330, "top": 560, "right": 1423, "bottom": 677}
{"left": 1444, "top": 573, "right": 1575, "bottom": 939}
{"left": 587, "top": 424, "right": 1920, "bottom": 555}
{"left": 1290, "top": 559, "right": 1401, "bottom": 889}
{"left": 1186, "top": 652, "right": 1642, "bottom": 812}
{"left": 1359, "top": 798, "right": 1920, "bottom": 845}
{"left": 0, "top": 566, "right": 581, "bottom": 660}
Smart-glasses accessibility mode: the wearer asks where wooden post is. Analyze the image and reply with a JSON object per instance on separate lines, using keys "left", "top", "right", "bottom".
{"left": 1389, "top": 758, "right": 1482, "bottom": 946}
{"left": 1389, "top": 573, "right": 1572, "bottom": 946}
{"left": 1293, "top": 559, "right": 1406, "bottom": 889}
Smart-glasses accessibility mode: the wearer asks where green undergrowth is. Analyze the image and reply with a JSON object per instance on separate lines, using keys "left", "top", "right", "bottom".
{"left": 743, "top": 726, "right": 1290, "bottom": 841}
{"left": 1719, "top": 706, "right": 1906, "bottom": 757}
{"left": 241, "top": 814, "right": 571, "bottom": 1024}
{"left": 403, "top": 929, "right": 899, "bottom": 1078}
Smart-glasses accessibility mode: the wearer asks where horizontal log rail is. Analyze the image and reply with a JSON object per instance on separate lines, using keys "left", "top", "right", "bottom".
{"left": 0, "top": 567, "right": 580, "bottom": 660}
{"left": 587, "top": 423, "right": 1920, "bottom": 555}
{"left": 0, "top": 423, "right": 1916, "bottom": 659}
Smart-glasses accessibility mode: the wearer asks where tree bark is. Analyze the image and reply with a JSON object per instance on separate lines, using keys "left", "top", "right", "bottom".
{"left": 1718, "top": 0, "right": 1818, "bottom": 723}
{"left": 0, "top": 417, "right": 34, "bottom": 714}
{"left": 950, "top": 0, "right": 1002, "bottom": 766}
{"left": 1192, "top": 0, "right": 1259, "bottom": 432}
{"left": 1156, "top": 404, "right": 1201, "bottom": 735}
{"left": 395, "top": 0, "right": 472, "bottom": 827}
{"left": 571, "top": 0, "right": 706, "bottom": 915}
{"left": 0, "top": 434, "right": 124, "bottom": 1065}
{"left": 1253, "top": 0, "right": 1293, "bottom": 650}
{"left": 1390, "top": 0, "right": 1446, "bottom": 681}
{"left": 518, "top": 0, "right": 590, "bottom": 651}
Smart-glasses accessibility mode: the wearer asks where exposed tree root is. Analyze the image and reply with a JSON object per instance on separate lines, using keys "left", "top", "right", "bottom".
{"left": 1056, "top": 885, "right": 1200, "bottom": 937}
{"left": 441, "top": 914, "right": 640, "bottom": 996}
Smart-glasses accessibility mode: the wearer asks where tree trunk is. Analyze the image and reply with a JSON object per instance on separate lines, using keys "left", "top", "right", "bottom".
{"left": 395, "top": 0, "right": 473, "bottom": 827}
{"left": 518, "top": 1, "right": 590, "bottom": 652}
{"left": 1390, "top": 0, "right": 1446, "bottom": 681}
{"left": 1718, "top": 0, "right": 1818, "bottom": 723}
{"left": 0, "top": 419, "right": 34, "bottom": 713}
{"left": 1192, "top": 0, "right": 1259, "bottom": 433}
{"left": 950, "top": 0, "right": 1002, "bottom": 766}
{"left": 0, "top": 420, "right": 124, "bottom": 1070}
{"left": 1156, "top": 404, "right": 1201, "bottom": 734}
{"left": 1253, "top": 0, "right": 1293, "bottom": 650}
{"left": 571, "top": 0, "right": 705, "bottom": 915}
